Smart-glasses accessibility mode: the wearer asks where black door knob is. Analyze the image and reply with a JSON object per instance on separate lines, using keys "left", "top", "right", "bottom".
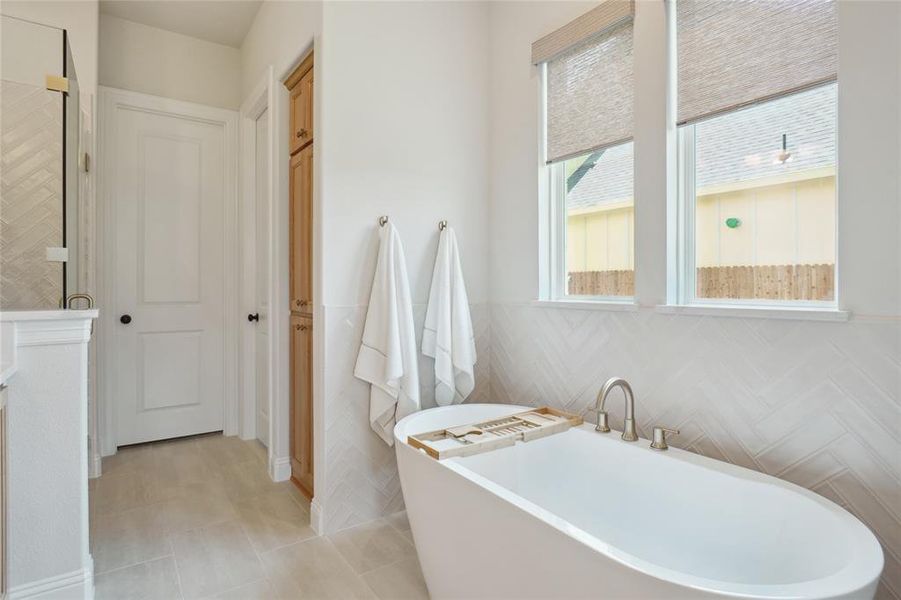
{"left": 120, "top": 314, "right": 132, "bottom": 324}
{"left": 247, "top": 313, "right": 260, "bottom": 322}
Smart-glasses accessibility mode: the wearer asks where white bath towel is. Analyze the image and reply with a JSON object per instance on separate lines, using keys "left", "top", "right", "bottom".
{"left": 354, "top": 222, "right": 421, "bottom": 446}
{"left": 422, "top": 226, "right": 476, "bottom": 406}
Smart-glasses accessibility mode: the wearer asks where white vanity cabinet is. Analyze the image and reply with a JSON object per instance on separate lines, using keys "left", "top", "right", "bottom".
{"left": 0, "top": 309, "right": 97, "bottom": 599}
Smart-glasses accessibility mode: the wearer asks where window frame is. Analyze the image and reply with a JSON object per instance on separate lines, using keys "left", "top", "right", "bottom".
{"left": 673, "top": 105, "right": 839, "bottom": 310}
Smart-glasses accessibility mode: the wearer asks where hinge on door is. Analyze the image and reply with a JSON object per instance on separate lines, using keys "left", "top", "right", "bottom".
{"left": 45, "top": 75, "right": 69, "bottom": 94}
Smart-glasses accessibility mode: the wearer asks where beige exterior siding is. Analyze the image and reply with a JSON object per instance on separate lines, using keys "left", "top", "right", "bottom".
{"left": 567, "top": 175, "right": 835, "bottom": 272}
{"left": 567, "top": 205, "right": 634, "bottom": 271}
{"left": 696, "top": 175, "right": 835, "bottom": 268}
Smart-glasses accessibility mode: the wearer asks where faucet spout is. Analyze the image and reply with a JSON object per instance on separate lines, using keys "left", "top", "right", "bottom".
{"left": 593, "top": 377, "right": 638, "bottom": 442}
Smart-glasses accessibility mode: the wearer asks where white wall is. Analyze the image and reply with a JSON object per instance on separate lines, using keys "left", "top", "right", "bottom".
{"left": 486, "top": 2, "right": 901, "bottom": 598}
{"left": 240, "top": 0, "right": 322, "bottom": 97}
{"left": 99, "top": 14, "right": 241, "bottom": 109}
{"left": 316, "top": 0, "right": 491, "bottom": 532}
{"left": 321, "top": 1, "right": 489, "bottom": 308}
{"left": 0, "top": 0, "right": 98, "bottom": 94}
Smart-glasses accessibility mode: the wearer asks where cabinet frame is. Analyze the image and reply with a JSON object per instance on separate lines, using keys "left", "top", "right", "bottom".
{"left": 285, "top": 51, "right": 315, "bottom": 500}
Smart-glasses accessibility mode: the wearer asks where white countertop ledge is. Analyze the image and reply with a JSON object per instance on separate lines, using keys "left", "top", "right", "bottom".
{"left": 655, "top": 304, "right": 850, "bottom": 322}
{"left": 1, "top": 310, "right": 98, "bottom": 387}
{"left": 0, "top": 309, "right": 99, "bottom": 322}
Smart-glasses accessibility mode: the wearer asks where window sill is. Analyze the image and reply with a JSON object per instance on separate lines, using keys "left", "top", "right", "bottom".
{"left": 532, "top": 300, "right": 639, "bottom": 312}
{"left": 655, "top": 304, "right": 850, "bottom": 322}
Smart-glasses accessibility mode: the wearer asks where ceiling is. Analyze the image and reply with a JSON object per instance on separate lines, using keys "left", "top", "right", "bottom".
{"left": 99, "top": 1, "right": 263, "bottom": 48}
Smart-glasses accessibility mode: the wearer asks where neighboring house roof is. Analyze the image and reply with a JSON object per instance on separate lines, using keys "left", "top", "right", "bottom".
{"left": 567, "top": 83, "right": 837, "bottom": 212}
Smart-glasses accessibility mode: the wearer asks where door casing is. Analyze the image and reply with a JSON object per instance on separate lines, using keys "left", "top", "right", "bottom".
{"left": 239, "top": 69, "right": 278, "bottom": 460}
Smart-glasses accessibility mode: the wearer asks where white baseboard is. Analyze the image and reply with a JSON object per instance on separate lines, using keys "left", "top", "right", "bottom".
{"left": 8, "top": 566, "right": 93, "bottom": 600}
{"left": 89, "top": 451, "right": 102, "bottom": 479}
{"left": 269, "top": 455, "right": 291, "bottom": 482}
{"left": 310, "top": 498, "right": 324, "bottom": 535}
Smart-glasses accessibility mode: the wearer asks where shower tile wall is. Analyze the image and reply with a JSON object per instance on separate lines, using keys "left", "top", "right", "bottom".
{"left": 490, "top": 304, "right": 901, "bottom": 599}
{"left": 0, "top": 79, "right": 63, "bottom": 309}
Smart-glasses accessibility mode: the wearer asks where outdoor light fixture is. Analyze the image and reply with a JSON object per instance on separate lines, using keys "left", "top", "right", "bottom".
{"left": 776, "top": 133, "right": 792, "bottom": 164}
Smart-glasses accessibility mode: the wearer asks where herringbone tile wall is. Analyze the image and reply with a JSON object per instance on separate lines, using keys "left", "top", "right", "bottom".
{"left": 322, "top": 303, "right": 489, "bottom": 533}
{"left": 322, "top": 296, "right": 899, "bottom": 595}
{"left": 490, "top": 303, "right": 900, "bottom": 599}
{"left": 0, "top": 80, "right": 64, "bottom": 309}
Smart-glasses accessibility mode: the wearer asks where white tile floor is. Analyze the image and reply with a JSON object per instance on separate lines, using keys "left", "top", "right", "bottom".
{"left": 90, "top": 433, "right": 429, "bottom": 599}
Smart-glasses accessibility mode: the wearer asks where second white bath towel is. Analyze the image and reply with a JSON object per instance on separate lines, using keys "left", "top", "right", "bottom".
{"left": 354, "top": 222, "right": 420, "bottom": 446}
{"left": 423, "top": 226, "right": 476, "bottom": 406}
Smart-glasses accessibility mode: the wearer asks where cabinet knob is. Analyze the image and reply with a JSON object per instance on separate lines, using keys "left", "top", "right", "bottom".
{"left": 120, "top": 314, "right": 132, "bottom": 324}
{"left": 247, "top": 313, "right": 260, "bottom": 322}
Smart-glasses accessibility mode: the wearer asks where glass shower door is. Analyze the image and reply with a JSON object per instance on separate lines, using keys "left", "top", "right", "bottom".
{"left": 0, "top": 15, "right": 79, "bottom": 310}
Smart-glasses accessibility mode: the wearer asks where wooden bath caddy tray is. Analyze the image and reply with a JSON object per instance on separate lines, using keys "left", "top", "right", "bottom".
{"left": 408, "top": 407, "right": 583, "bottom": 460}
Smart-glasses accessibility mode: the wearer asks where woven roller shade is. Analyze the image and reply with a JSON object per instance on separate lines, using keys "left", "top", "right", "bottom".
{"left": 544, "top": 16, "right": 634, "bottom": 163}
{"left": 532, "top": 0, "right": 634, "bottom": 65}
{"left": 678, "top": 0, "right": 837, "bottom": 126}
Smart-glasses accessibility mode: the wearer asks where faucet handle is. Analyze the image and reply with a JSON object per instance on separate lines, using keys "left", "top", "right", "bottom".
{"left": 595, "top": 410, "right": 611, "bottom": 433}
{"left": 585, "top": 408, "right": 611, "bottom": 432}
{"left": 650, "top": 426, "right": 679, "bottom": 451}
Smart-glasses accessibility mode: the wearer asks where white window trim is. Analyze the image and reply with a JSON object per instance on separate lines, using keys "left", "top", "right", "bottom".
{"left": 534, "top": 299, "right": 639, "bottom": 312}
{"left": 655, "top": 303, "right": 849, "bottom": 322}
{"left": 668, "top": 119, "right": 843, "bottom": 314}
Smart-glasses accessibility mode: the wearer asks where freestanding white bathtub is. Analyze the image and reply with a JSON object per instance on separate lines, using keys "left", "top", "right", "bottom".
{"left": 395, "top": 404, "right": 883, "bottom": 599}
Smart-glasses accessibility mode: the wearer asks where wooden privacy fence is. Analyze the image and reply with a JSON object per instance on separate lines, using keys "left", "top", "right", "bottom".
{"left": 696, "top": 264, "right": 834, "bottom": 301}
{"left": 568, "top": 270, "right": 635, "bottom": 296}
{"left": 568, "top": 264, "right": 834, "bottom": 301}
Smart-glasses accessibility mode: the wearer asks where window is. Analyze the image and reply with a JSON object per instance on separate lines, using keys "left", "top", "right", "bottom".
{"left": 533, "top": 1, "right": 635, "bottom": 300}
{"left": 675, "top": 0, "right": 838, "bottom": 306}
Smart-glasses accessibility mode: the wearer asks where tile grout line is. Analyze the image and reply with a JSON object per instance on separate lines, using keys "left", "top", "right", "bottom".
{"left": 320, "top": 534, "right": 383, "bottom": 594}
{"left": 194, "top": 576, "right": 270, "bottom": 600}
{"left": 170, "top": 545, "right": 188, "bottom": 600}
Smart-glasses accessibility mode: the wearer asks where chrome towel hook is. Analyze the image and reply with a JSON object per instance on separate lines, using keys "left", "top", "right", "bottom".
{"left": 378, "top": 215, "right": 389, "bottom": 227}
{"left": 438, "top": 220, "right": 447, "bottom": 231}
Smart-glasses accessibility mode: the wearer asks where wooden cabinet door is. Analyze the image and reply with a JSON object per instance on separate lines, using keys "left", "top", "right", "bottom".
{"left": 288, "top": 68, "right": 313, "bottom": 154}
{"left": 290, "top": 315, "right": 314, "bottom": 496}
{"left": 289, "top": 145, "right": 313, "bottom": 314}
{"left": 299, "top": 69, "right": 313, "bottom": 144}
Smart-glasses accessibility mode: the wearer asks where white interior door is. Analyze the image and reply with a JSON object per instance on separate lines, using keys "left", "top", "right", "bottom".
{"left": 254, "top": 109, "right": 270, "bottom": 446}
{"left": 109, "top": 93, "right": 228, "bottom": 446}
